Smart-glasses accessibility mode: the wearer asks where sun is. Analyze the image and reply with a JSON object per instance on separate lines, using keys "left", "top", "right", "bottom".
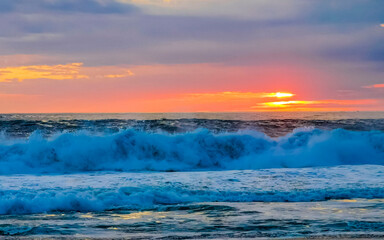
{"left": 264, "top": 92, "right": 295, "bottom": 98}
{"left": 275, "top": 92, "right": 295, "bottom": 98}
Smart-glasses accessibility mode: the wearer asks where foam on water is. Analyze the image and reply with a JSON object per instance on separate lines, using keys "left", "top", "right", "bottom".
{"left": 0, "top": 165, "right": 383, "bottom": 214}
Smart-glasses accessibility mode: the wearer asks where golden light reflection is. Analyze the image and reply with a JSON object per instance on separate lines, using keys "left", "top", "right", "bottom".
{"left": 335, "top": 199, "right": 358, "bottom": 203}
{"left": 80, "top": 213, "right": 94, "bottom": 218}
{"left": 111, "top": 211, "right": 167, "bottom": 220}
{"left": 45, "top": 213, "right": 65, "bottom": 217}
{"left": 112, "top": 211, "right": 152, "bottom": 220}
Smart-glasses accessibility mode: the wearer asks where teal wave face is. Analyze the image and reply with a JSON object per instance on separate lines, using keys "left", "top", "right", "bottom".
{"left": 0, "top": 128, "right": 383, "bottom": 174}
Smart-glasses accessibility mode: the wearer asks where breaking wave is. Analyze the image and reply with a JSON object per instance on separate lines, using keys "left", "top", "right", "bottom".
{"left": 1, "top": 164, "right": 383, "bottom": 214}
{"left": 2, "top": 186, "right": 384, "bottom": 215}
{"left": 0, "top": 128, "right": 383, "bottom": 174}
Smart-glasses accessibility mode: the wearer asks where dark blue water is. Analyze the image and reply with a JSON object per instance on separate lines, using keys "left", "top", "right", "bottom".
{"left": 1, "top": 112, "right": 384, "bottom": 138}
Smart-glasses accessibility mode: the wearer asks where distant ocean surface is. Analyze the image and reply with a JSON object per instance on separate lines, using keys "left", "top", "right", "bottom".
{"left": 0, "top": 112, "right": 384, "bottom": 238}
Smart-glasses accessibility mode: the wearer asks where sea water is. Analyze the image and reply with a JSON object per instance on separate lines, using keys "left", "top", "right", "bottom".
{"left": 0, "top": 112, "right": 383, "bottom": 238}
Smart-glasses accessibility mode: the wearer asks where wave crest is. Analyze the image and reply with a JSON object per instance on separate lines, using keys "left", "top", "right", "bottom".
{"left": 2, "top": 186, "right": 384, "bottom": 215}
{"left": 0, "top": 128, "right": 383, "bottom": 174}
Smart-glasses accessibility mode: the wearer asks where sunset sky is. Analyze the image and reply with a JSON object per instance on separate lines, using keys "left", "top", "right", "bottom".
{"left": 1, "top": 0, "right": 384, "bottom": 113}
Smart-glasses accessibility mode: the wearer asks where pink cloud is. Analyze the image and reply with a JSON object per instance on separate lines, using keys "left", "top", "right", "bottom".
{"left": 364, "top": 83, "right": 384, "bottom": 89}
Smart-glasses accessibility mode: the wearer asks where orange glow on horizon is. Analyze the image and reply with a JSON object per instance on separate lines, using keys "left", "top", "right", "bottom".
{"left": 254, "top": 99, "right": 377, "bottom": 112}
{"left": 1, "top": 60, "right": 383, "bottom": 113}
{"left": 260, "top": 100, "right": 315, "bottom": 108}
{"left": 186, "top": 91, "right": 295, "bottom": 100}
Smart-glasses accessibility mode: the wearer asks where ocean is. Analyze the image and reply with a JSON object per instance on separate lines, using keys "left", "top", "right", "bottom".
{"left": 0, "top": 112, "right": 383, "bottom": 239}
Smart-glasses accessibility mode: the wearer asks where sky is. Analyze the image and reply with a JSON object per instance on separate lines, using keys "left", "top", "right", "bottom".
{"left": 0, "top": 0, "right": 383, "bottom": 113}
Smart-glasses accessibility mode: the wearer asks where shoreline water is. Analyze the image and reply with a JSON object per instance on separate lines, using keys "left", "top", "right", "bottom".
{"left": 1, "top": 200, "right": 383, "bottom": 239}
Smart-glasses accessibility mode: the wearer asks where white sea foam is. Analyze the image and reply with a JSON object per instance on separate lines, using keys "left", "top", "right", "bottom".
{"left": 0, "top": 165, "right": 383, "bottom": 214}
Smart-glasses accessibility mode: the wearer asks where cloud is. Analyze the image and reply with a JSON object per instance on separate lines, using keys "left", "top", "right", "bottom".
{"left": 0, "top": 62, "right": 88, "bottom": 82}
{"left": 123, "top": 0, "right": 304, "bottom": 20}
{"left": 104, "top": 70, "right": 134, "bottom": 78}
{"left": 0, "top": 0, "right": 138, "bottom": 14}
{"left": 0, "top": 1, "right": 15, "bottom": 13}
{"left": 41, "top": 0, "right": 138, "bottom": 14}
{"left": 1, "top": 0, "right": 383, "bottom": 68}
{"left": 306, "top": 0, "right": 384, "bottom": 25}
{"left": 0, "top": 62, "right": 137, "bottom": 82}
{"left": 0, "top": 54, "right": 53, "bottom": 67}
{"left": 364, "top": 83, "right": 384, "bottom": 88}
